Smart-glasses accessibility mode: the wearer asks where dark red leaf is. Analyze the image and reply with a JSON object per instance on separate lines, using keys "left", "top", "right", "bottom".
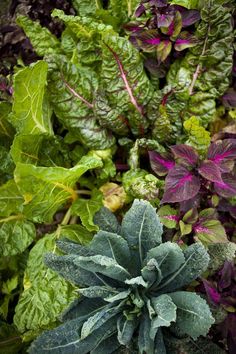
{"left": 198, "top": 160, "right": 223, "bottom": 183}
{"left": 221, "top": 89, "right": 236, "bottom": 108}
{"left": 214, "top": 173, "right": 236, "bottom": 198}
{"left": 219, "top": 261, "right": 235, "bottom": 290}
{"left": 149, "top": 150, "right": 175, "bottom": 176}
{"left": 170, "top": 144, "right": 198, "bottom": 166}
{"left": 161, "top": 165, "right": 200, "bottom": 203}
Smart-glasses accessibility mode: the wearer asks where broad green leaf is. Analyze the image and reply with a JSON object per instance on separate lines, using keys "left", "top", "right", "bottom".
{"left": 0, "top": 146, "right": 15, "bottom": 179}
{"left": 0, "top": 180, "right": 23, "bottom": 217}
{"left": 16, "top": 15, "right": 61, "bottom": 56}
{"left": 0, "top": 215, "right": 35, "bottom": 257}
{"left": 71, "top": 189, "right": 103, "bottom": 232}
{"left": 14, "top": 227, "right": 78, "bottom": 334}
{"left": 157, "top": 243, "right": 209, "bottom": 294}
{"left": 72, "top": 0, "right": 102, "bottom": 16}
{"left": 0, "top": 102, "right": 15, "bottom": 146}
{"left": 78, "top": 285, "right": 121, "bottom": 299}
{"left": 14, "top": 156, "right": 102, "bottom": 223}
{"left": 169, "top": 291, "right": 214, "bottom": 340}
{"left": 150, "top": 295, "right": 177, "bottom": 339}
{"left": 74, "top": 255, "right": 131, "bottom": 282}
{"left": 11, "top": 61, "right": 53, "bottom": 135}
{"left": 108, "top": 0, "right": 140, "bottom": 23}
{"left": 90, "top": 334, "right": 120, "bottom": 354}
{"left": 121, "top": 199, "right": 163, "bottom": 272}
{"left": 184, "top": 116, "right": 211, "bottom": 155}
{"left": 46, "top": 54, "right": 115, "bottom": 149}
{"left": 10, "top": 134, "right": 42, "bottom": 165}
{"left": 93, "top": 206, "right": 121, "bottom": 234}
{"left": 89, "top": 230, "right": 131, "bottom": 270}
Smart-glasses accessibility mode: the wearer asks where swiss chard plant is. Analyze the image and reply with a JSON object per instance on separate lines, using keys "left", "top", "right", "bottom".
{"left": 29, "top": 200, "right": 214, "bottom": 353}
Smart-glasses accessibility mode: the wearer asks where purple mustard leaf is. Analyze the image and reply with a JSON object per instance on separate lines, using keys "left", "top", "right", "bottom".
{"left": 227, "top": 314, "right": 236, "bottom": 354}
{"left": 156, "top": 13, "right": 174, "bottom": 28}
{"left": 170, "top": 144, "right": 198, "bottom": 166}
{"left": 161, "top": 165, "right": 200, "bottom": 203}
{"left": 124, "top": 22, "right": 144, "bottom": 33}
{"left": 198, "top": 160, "right": 223, "bottom": 183}
{"left": 149, "top": 150, "right": 175, "bottom": 176}
{"left": 156, "top": 40, "right": 172, "bottom": 62}
{"left": 208, "top": 139, "right": 236, "bottom": 164}
{"left": 174, "top": 31, "right": 198, "bottom": 51}
{"left": 203, "top": 279, "right": 221, "bottom": 305}
{"left": 221, "top": 88, "right": 236, "bottom": 108}
{"left": 180, "top": 9, "right": 200, "bottom": 27}
{"left": 214, "top": 173, "right": 236, "bottom": 198}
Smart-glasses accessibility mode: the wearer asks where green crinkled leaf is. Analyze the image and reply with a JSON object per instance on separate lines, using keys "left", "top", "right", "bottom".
{"left": 0, "top": 215, "right": 35, "bottom": 257}
{"left": 101, "top": 32, "right": 154, "bottom": 136}
{"left": 11, "top": 61, "right": 53, "bottom": 135}
{"left": 117, "top": 316, "right": 137, "bottom": 346}
{"left": 0, "top": 146, "right": 15, "bottom": 178}
{"left": 16, "top": 16, "right": 61, "bottom": 57}
{"left": 169, "top": 291, "right": 215, "bottom": 340}
{"left": 71, "top": 189, "right": 103, "bottom": 232}
{"left": 14, "top": 227, "right": 78, "bottom": 334}
{"left": 138, "top": 313, "right": 155, "bottom": 354}
{"left": 157, "top": 243, "right": 209, "bottom": 294}
{"left": 46, "top": 54, "right": 114, "bottom": 149}
{"left": 93, "top": 206, "right": 121, "bottom": 234}
{"left": 169, "top": 0, "right": 199, "bottom": 8}
{"left": 121, "top": 199, "right": 163, "bottom": 272}
{"left": 184, "top": 116, "right": 211, "bottom": 154}
{"left": 14, "top": 156, "right": 102, "bottom": 223}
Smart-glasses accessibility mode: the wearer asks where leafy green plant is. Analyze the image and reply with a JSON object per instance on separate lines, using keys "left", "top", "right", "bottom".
{"left": 29, "top": 200, "right": 214, "bottom": 353}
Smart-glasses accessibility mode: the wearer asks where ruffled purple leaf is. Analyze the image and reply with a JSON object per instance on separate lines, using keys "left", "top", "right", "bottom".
{"left": 181, "top": 9, "right": 200, "bottom": 27}
{"left": 214, "top": 174, "right": 236, "bottom": 198}
{"left": 203, "top": 280, "right": 221, "bottom": 305}
{"left": 124, "top": 22, "right": 144, "bottom": 33}
{"left": 170, "top": 144, "right": 198, "bottom": 166}
{"left": 156, "top": 39, "right": 172, "bottom": 62}
{"left": 161, "top": 165, "right": 200, "bottom": 203}
{"left": 221, "top": 89, "right": 236, "bottom": 108}
{"left": 198, "top": 160, "right": 223, "bottom": 183}
{"left": 157, "top": 13, "right": 174, "bottom": 28}
{"left": 149, "top": 150, "right": 175, "bottom": 176}
{"left": 174, "top": 31, "right": 198, "bottom": 51}
{"left": 208, "top": 140, "right": 236, "bottom": 168}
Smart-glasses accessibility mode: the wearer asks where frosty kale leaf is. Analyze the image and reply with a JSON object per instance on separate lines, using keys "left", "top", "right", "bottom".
{"left": 29, "top": 200, "right": 214, "bottom": 354}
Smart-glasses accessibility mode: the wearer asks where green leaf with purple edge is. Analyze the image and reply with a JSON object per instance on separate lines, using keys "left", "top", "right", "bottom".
{"left": 161, "top": 165, "right": 200, "bottom": 203}
{"left": 174, "top": 31, "right": 198, "bottom": 51}
{"left": 193, "top": 218, "right": 228, "bottom": 247}
{"left": 158, "top": 205, "right": 179, "bottom": 228}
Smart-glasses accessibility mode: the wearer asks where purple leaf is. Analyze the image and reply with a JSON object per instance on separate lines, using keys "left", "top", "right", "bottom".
{"left": 157, "top": 13, "right": 174, "bottom": 28}
{"left": 198, "top": 160, "right": 223, "bottom": 183}
{"left": 181, "top": 9, "right": 200, "bottom": 27}
{"left": 214, "top": 173, "right": 236, "bottom": 198}
{"left": 219, "top": 261, "right": 235, "bottom": 290}
{"left": 221, "top": 89, "right": 236, "bottom": 108}
{"left": 203, "top": 279, "right": 221, "bottom": 305}
{"left": 161, "top": 165, "right": 200, "bottom": 203}
{"left": 149, "top": 150, "right": 175, "bottom": 176}
{"left": 170, "top": 144, "right": 198, "bottom": 166}
{"left": 208, "top": 140, "right": 236, "bottom": 167}
{"left": 135, "top": 4, "right": 146, "bottom": 17}
{"left": 156, "top": 40, "right": 172, "bottom": 62}
{"left": 174, "top": 31, "right": 198, "bottom": 51}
